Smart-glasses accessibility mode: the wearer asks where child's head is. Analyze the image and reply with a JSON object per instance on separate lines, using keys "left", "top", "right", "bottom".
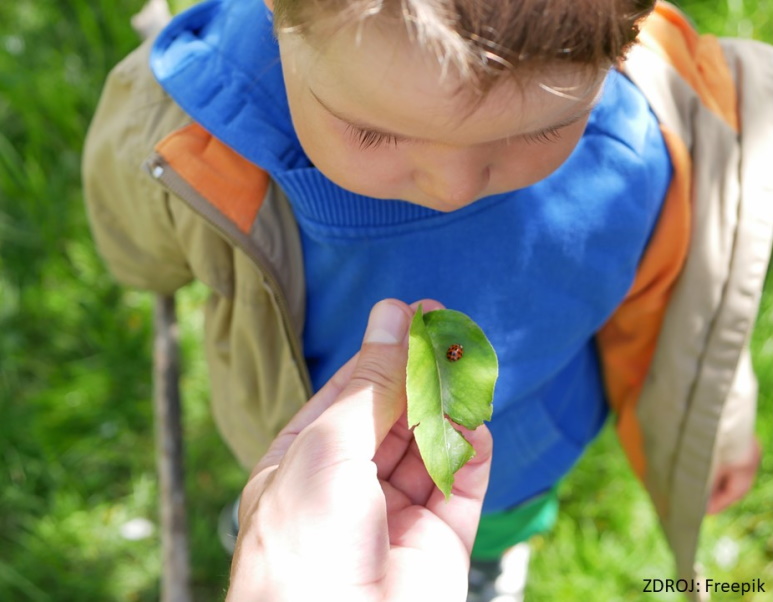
{"left": 269, "top": 0, "right": 655, "bottom": 211}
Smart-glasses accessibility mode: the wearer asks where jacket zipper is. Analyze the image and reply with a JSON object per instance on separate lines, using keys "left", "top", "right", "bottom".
{"left": 144, "top": 152, "right": 313, "bottom": 398}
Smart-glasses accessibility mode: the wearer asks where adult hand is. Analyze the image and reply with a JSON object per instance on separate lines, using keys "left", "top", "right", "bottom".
{"left": 706, "top": 436, "right": 761, "bottom": 514}
{"left": 225, "top": 299, "right": 493, "bottom": 602}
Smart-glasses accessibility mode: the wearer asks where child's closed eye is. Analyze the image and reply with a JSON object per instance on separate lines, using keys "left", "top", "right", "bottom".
{"left": 346, "top": 122, "right": 566, "bottom": 150}
{"left": 521, "top": 125, "right": 563, "bottom": 145}
{"left": 345, "top": 125, "right": 404, "bottom": 150}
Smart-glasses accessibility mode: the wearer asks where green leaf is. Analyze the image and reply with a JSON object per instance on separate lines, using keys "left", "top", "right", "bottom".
{"left": 406, "top": 305, "right": 498, "bottom": 499}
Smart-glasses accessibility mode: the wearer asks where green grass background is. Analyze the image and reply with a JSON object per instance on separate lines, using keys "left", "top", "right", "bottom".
{"left": 0, "top": 1, "right": 770, "bottom": 600}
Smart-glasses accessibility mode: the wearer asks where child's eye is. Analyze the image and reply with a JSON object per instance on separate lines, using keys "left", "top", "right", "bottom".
{"left": 522, "top": 126, "right": 563, "bottom": 145}
{"left": 345, "top": 125, "right": 402, "bottom": 150}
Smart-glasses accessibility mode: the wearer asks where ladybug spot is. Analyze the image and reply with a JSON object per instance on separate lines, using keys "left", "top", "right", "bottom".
{"left": 446, "top": 344, "right": 464, "bottom": 362}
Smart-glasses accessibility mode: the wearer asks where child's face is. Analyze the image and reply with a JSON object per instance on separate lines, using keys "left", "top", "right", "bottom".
{"left": 278, "top": 20, "right": 605, "bottom": 212}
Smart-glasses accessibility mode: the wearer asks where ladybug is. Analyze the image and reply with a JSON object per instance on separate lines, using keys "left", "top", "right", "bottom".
{"left": 446, "top": 344, "right": 464, "bottom": 362}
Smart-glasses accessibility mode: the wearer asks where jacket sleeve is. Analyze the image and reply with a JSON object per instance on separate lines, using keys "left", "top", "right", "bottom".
{"left": 82, "top": 39, "right": 193, "bottom": 294}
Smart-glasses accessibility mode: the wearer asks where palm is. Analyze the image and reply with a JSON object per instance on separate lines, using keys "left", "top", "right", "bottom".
{"left": 250, "top": 414, "right": 487, "bottom": 601}
{"left": 371, "top": 416, "right": 487, "bottom": 600}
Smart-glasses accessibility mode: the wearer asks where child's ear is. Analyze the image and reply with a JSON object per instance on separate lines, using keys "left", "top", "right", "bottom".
{"left": 263, "top": 0, "right": 274, "bottom": 12}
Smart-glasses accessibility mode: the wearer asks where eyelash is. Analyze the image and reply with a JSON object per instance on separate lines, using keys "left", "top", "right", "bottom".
{"left": 345, "top": 125, "right": 402, "bottom": 150}
{"left": 521, "top": 126, "right": 563, "bottom": 145}
{"left": 345, "top": 123, "right": 565, "bottom": 150}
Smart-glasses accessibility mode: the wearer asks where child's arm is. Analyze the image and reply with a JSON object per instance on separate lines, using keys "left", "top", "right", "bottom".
{"left": 82, "top": 40, "right": 193, "bottom": 294}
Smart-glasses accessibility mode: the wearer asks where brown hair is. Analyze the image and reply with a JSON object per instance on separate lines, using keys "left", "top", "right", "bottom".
{"left": 273, "top": 0, "right": 656, "bottom": 93}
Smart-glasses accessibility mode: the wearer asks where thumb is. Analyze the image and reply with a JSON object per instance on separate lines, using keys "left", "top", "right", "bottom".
{"left": 294, "top": 299, "right": 412, "bottom": 467}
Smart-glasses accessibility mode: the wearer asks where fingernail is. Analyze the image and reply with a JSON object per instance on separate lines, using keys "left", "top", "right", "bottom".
{"left": 364, "top": 301, "right": 409, "bottom": 344}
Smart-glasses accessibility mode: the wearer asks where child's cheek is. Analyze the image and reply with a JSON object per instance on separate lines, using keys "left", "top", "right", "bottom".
{"left": 517, "top": 123, "right": 587, "bottom": 185}
{"left": 295, "top": 121, "right": 407, "bottom": 198}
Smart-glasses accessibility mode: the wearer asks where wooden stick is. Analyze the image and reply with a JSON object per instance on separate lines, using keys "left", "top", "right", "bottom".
{"left": 153, "top": 294, "right": 192, "bottom": 602}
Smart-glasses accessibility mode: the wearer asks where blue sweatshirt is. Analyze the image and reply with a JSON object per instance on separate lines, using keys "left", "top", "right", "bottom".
{"left": 151, "top": 0, "right": 672, "bottom": 512}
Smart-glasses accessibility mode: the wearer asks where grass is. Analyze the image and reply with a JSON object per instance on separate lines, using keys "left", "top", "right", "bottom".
{"left": 0, "top": 1, "right": 771, "bottom": 600}
{"left": 0, "top": 2, "right": 244, "bottom": 600}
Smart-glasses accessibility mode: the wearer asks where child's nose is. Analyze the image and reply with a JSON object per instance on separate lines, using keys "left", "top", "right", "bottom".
{"left": 412, "top": 148, "right": 491, "bottom": 206}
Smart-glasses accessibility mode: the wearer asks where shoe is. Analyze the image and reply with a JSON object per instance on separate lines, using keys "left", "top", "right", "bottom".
{"left": 467, "top": 542, "right": 530, "bottom": 602}
{"left": 217, "top": 497, "right": 240, "bottom": 555}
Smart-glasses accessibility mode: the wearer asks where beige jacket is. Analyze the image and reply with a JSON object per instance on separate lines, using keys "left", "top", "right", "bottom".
{"left": 623, "top": 33, "right": 773, "bottom": 598}
{"left": 82, "top": 4, "right": 773, "bottom": 594}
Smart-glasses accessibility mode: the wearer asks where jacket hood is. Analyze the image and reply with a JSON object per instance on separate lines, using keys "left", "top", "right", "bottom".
{"left": 150, "top": 0, "right": 308, "bottom": 172}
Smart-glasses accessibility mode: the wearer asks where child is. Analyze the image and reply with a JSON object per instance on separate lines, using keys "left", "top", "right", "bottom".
{"left": 83, "top": 0, "right": 773, "bottom": 599}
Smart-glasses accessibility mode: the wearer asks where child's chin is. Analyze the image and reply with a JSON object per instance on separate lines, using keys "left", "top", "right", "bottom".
{"left": 409, "top": 195, "right": 480, "bottom": 213}
{"left": 342, "top": 181, "right": 479, "bottom": 212}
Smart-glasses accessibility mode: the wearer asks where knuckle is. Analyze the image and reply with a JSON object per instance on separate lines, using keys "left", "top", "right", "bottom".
{"left": 349, "top": 348, "right": 405, "bottom": 395}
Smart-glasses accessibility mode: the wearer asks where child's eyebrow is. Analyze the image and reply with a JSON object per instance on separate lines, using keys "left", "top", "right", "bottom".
{"left": 310, "top": 89, "right": 596, "bottom": 143}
